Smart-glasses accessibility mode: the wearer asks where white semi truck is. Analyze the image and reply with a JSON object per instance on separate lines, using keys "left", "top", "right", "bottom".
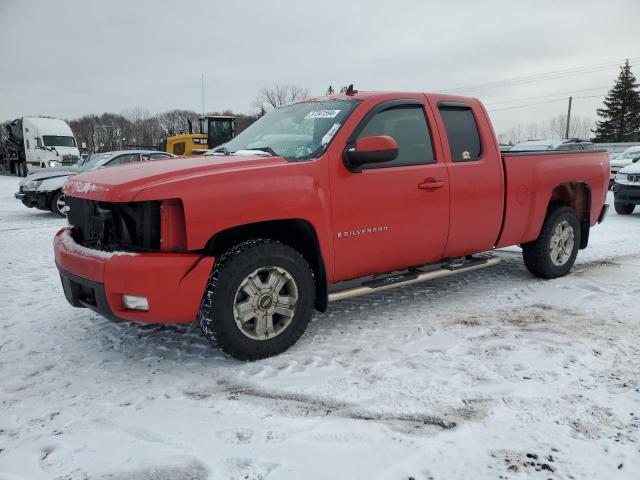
{"left": 1, "top": 117, "right": 81, "bottom": 176}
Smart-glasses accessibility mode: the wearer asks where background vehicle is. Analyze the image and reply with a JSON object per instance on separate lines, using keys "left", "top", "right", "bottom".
{"left": 16, "top": 150, "right": 175, "bottom": 217}
{"left": 54, "top": 91, "right": 609, "bottom": 360}
{"left": 509, "top": 138, "right": 595, "bottom": 152}
{"left": 612, "top": 161, "right": 640, "bottom": 214}
{"left": 609, "top": 146, "right": 640, "bottom": 185}
{"left": 162, "top": 115, "right": 236, "bottom": 156}
{"left": 1, "top": 117, "right": 80, "bottom": 176}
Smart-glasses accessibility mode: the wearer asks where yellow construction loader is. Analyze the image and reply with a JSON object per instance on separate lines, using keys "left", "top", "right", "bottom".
{"left": 163, "top": 115, "right": 236, "bottom": 156}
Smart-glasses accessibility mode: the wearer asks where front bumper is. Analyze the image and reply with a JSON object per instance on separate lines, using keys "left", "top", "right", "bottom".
{"left": 54, "top": 227, "right": 215, "bottom": 324}
{"left": 15, "top": 190, "right": 48, "bottom": 209}
{"left": 612, "top": 182, "right": 640, "bottom": 205}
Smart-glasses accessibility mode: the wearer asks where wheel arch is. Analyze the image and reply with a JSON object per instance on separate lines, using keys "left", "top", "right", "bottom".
{"left": 204, "top": 219, "right": 328, "bottom": 312}
{"left": 547, "top": 181, "right": 591, "bottom": 249}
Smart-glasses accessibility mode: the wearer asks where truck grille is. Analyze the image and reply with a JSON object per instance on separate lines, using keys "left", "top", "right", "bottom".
{"left": 65, "top": 196, "right": 161, "bottom": 252}
{"left": 61, "top": 154, "right": 80, "bottom": 166}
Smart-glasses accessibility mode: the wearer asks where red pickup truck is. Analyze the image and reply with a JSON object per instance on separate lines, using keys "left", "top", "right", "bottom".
{"left": 54, "top": 91, "right": 609, "bottom": 360}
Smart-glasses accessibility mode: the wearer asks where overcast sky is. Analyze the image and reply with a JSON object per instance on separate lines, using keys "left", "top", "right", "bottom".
{"left": 1, "top": 0, "right": 639, "bottom": 134}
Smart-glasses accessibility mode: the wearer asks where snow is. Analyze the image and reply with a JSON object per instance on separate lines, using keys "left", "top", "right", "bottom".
{"left": 64, "top": 180, "right": 108, "bottom": 195}
{"left": 0, "top": 174, "right": 639, "bottom": 479}
{"left": 230, "top": 150, "right": 273, "bottom": 156}
{"left": 58, "top": 228, "right": 137, "bottom": 259}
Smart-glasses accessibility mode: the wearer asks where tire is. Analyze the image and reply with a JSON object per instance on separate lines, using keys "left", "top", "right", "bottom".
{"left": 614, "top": 202, "right": 635, "bottom": 215}
{"left": 50, "top": 190, "right": 67, "bottom": 217}
{"left": 522, "top": 206, "right": 581, "bottom": 279}
{"left": 198, "top": 239, "right": 315, "bottom": 360}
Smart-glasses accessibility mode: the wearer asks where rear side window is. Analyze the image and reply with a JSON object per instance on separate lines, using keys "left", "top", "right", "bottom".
{"left": 357, "top": 105, "right": 434, "bottom": 167}
{"left": 438, "top": 106, "right": 482, "bottom": 162}
{"left": 108, "top": 153, "right": 140, "bottom": 166}
{"left": 558, "top": 144, "right": 582, "bottom": 151}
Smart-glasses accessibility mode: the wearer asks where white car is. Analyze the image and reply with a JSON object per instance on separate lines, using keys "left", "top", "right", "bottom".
{"left": 612, "top": 161, "right": 640, "bottom": 215}
{"left": 15, "top": 150, "right": 175, "bottom": 217}
{"left": 610, "top": 146, "right": 640, "bottom": 183}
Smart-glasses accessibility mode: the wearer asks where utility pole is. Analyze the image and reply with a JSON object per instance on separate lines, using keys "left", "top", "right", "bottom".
{"left": 201, "top": 73, "right": 205, "bottom": 120}
{"left": 564, "top": 96, "right": 573, "bottom": 139}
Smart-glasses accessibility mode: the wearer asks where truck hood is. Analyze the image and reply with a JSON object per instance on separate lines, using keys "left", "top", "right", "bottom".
{"left": 63, "top": 154, "right": 288, "bottom": 201}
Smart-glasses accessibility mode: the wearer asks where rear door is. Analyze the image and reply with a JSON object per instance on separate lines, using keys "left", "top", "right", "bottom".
{"left": 433, "top": 101, "right": 504, "bottom": 257}
{"left": 330, "top": 99, "right": 450, "bottom": 281}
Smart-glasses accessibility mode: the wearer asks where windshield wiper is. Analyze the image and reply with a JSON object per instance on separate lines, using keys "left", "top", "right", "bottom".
{"left": 241, "top": 146, "right": 278, "bottom": 157}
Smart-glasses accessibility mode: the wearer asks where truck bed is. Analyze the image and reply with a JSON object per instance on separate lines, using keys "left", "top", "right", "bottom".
{"left": 497, "top": 149, "right": 610, "bottom": 248}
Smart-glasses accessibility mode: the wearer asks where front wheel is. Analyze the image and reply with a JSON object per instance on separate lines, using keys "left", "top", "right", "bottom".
{"left": 614, "top": 202, "right": 635, "bottom": 215}
{"left": 198, "top": 239, "right": 315, "bottom": 360}
{"left": 522, "top": 206, "right": 581, "bottom": 279}
{"left": 50, "top": 190, "right": 67, "bottom": 217}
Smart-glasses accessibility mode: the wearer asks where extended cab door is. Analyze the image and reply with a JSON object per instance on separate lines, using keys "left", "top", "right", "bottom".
{"left": 432, "top": 100, "right": 504, "bottom": 257}
{"left": 330, "top": 99, "right": 450, "bottom": 281}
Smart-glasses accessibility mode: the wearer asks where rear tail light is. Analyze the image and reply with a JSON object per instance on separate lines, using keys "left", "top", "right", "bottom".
{"left": 160, "top": 199, "right": 187, "bottom": 252}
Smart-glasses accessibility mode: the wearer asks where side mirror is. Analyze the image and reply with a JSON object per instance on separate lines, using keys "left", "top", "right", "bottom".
{"left": 344, "top": 135, "right": 398, "bottom": 169}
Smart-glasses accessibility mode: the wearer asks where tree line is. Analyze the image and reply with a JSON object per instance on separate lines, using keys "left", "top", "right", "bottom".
{"left": 68, "top": 108, "right": 260, "bottom": 153}
{"left": 497, "top": 114, "right": 593, "bottom": 145}
{"left": 499, "top": 60, "right": 640, "bottom": 145}
{"left": 4, "top": 64, "right": 638, "bottom": 154}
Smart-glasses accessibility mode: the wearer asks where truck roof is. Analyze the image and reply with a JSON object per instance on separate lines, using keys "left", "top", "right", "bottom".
{"left": 300, "top": 91, "right": 479, "bottom": 104}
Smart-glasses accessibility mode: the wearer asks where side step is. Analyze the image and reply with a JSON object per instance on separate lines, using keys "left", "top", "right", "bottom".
{"left": 327, "top": 256, "right": 501, "bottom": 302}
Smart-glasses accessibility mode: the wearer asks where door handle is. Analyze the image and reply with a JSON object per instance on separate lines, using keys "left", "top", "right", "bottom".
{"left": 418, "top": 179, "right": 446, "bottom": 190}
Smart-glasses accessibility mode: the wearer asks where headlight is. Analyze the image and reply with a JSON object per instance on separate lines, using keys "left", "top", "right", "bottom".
{"left": 48, "top": 160, "right": 62, "bottom": 167}
{"left": 192, "top": 138, "right": 207, "bottom": 145}
{"left": 23, "top": 180, "right": 42, "bottom": 191}
{"left": 616, "top": 172, "right": 628, "bottom": 182}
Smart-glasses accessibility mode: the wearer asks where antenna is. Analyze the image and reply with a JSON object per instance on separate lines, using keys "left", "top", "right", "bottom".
{"left": 201, "top": 73, "right": 205, "bottom": 119}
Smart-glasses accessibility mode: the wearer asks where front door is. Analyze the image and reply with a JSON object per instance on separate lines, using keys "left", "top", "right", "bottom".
{"left": 330, "top": 100, "right": 450, "bottom": 282}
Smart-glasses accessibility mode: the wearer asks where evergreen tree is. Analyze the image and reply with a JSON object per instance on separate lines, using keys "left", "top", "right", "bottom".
{"left": 326, "top": 85, "right": 334, "bottom": 95}
{"left": 593, "top": 60, "right": 640, "bottom": 142}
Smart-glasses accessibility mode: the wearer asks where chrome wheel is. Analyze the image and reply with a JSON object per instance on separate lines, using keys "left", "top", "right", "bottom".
{"left": 550, "top": 220, "right": 574, "bottom": 266}
{"left": 233, "top": 266, "right": 298, "bottom": 341}
{"left": 56, "top": 194, "right": 66, "bottom": 215}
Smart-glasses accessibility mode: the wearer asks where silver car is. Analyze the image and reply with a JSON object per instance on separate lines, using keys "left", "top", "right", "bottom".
{"left": 15, "top": 150, "right": 176, "bottom": 217}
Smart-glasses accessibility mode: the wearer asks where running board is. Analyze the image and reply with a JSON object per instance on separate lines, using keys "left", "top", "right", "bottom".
{"left": 328, "top": 256, "right": 501, "bottom": 302}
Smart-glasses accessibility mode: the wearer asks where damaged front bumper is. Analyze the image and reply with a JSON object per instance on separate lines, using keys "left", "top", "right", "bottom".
{"left": 54, "top": 227, "right": 215, "bottom": 324}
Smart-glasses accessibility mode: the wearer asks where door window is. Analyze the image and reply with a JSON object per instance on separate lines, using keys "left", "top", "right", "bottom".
{"left": 356, "top": 105, "right": 434, "bottom": 167}
{"left": 439, "top": 106, "right": 482, "bottom": 162}
{"left": 107, "top": 153, "right": 140, "bottom": 166}
{"left": 149, "top": 153, "right": 172, "bottom": 160}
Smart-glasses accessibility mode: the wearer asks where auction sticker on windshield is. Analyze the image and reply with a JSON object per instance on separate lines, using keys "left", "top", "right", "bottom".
{"left": 305, "top": 109, "right": 341, "bottom": 119}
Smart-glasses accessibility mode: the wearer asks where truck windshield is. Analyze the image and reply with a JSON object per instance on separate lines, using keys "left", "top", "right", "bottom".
{"left": 43, "top": 135, "right": 76, "bottom": 147}
{"left": 221, "top": 99, "right": 360, "bottom": 161}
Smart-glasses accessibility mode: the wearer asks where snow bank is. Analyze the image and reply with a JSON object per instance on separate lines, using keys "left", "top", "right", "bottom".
{"left": 60, "top": 228, "right": 137, "bottom": 259}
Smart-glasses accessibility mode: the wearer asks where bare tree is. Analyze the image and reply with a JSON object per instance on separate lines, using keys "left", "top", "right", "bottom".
{"left": 499, "top": 114, "right": 594, "bottom": 144}
{"left": 253, "top": 85, "right": 309, "bottom": 112}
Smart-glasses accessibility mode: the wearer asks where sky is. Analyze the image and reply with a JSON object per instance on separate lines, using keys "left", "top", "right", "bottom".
{"left": 1, "top": 0, "right": 639, "bottom": 135}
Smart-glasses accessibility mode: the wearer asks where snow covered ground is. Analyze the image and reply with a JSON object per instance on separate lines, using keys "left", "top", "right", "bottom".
{"left": 0, "top": 174, "right": 639, "bottom": 480}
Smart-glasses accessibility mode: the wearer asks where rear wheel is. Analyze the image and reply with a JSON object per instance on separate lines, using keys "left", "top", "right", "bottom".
{"left": 614, "top": 202, "right": 635, "bottom": 215}
{"left": 198, "top": 239, "right": 315, "bottom": 360}
{"left": 50, "top": 190, "right": 67, "bottom": 217}
{"left": 522, "top": 206, "right": 580, "bottom": 279}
